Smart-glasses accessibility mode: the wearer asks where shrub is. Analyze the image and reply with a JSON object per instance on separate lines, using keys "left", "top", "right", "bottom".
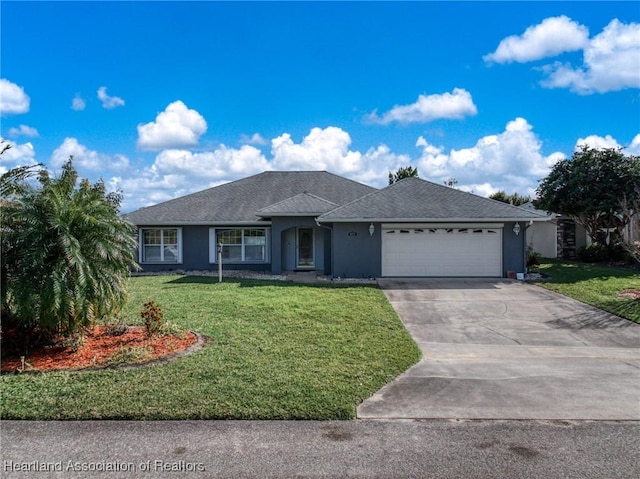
{"left": 526, "top": 246, "right": 542, "bottom": 270}
{"left": 103, "top": 314, "right": 129, "bottom": 337}
{"left": 577, "top": 243, "right": 630, "bottom": 263}
{"left": 1, "top": 159, "right": 139, "bottom": 343}
{"left": 140, "top": 301, "right": 164, "bottom": 337}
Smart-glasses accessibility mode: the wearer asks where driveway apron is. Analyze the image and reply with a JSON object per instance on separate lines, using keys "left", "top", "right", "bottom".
{"left": 358, "top": 279, "right": 640, "bottom": 420}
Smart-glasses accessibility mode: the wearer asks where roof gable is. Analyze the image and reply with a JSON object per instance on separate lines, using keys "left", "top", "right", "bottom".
{"left": 125, "top": 171, "right": 376, "bottom": 225}
{"left": 257, "top": 192, "right": 338, "bottom": 216}
{"left": 318, "top": 177, "right": 549, "bottom": 221}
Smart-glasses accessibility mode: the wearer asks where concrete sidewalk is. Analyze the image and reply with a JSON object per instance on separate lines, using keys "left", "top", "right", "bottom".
{"left": 358, "top": 279, "right": 640, "bottom": 420}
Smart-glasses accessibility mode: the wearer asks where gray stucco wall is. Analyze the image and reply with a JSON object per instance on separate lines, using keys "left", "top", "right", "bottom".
{"left": 137, "top": 221, "right": 527, "bottom": 278}
{"left": 503, "top": 222, "right": 526, "bottom": 276}
{"left": 331, "top": 222, "right": 382, "bottom": 278}
{"left": 137, "top": 225, "right": 270, "bottom": 273}
{"left": 332, "top": 222, "right": 527, "bottom": 279}
{"left": 526, "top": 220, "right": 557, "bottom": 258}
{"left": 270, "top": 217, "right": 329, "bottom": 275}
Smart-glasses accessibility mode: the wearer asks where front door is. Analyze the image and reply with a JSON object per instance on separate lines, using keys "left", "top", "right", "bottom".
{"left": 297, "top": 228, "right": 314, "bottom": 268}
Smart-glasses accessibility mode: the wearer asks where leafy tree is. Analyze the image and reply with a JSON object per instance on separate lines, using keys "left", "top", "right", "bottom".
{"left": 1, "top": 163, "right": 43, "bottom": 197}
{"left": 534, "top": 146, "right": 640, "bottom": 245}
{"left": 1, "top": 159, "right": 139, "bottom": 341}
{"left": 389, "top": 166, "right": 418, "bottom": 184}
{"left": 619, "top": 186, "right": 640, "bottom": 263}
{"left": 489, "top": 190, "right": 531, "bottom": 206}
{"left": 443, "top": 178, "right": 458, "bottom": 189}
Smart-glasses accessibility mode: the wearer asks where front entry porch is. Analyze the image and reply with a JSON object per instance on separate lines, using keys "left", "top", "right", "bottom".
{"left": 269, "top": 217, "right": 331, "bottom": 276}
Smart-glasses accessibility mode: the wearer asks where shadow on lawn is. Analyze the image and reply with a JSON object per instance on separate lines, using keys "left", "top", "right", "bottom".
{"left": 545, "top": 306, "right": 640, "bottom": 330}
{"left": 164, "top": 275, "right": 378, "bottom": 290}
{"left": 539, "top": 260, "right": 639, "bottom": 284}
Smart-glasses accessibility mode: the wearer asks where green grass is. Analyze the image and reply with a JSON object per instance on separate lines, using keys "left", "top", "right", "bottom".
{"left": 1, "top": 276, "right": 421, "bottom": 420}
{"left": 535, "top": 260, "right": 640, "bottom": 323}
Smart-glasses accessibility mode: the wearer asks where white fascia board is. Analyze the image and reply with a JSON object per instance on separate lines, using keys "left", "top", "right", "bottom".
{"left": 256, "top": 213, "right": 324, "bottom": 217}
{"left": 382, "top": 222, "right": 504, "bottom": 229}
{"left": 318, "top": 217, "right": 552, "bottom": 223}
{"left": 132, "top": 221, "right": 272, "bottom": 226}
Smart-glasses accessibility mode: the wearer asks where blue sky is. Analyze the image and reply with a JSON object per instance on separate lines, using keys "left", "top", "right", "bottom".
{"left": 1, "top": 1, "right": 639, "bottom": 212}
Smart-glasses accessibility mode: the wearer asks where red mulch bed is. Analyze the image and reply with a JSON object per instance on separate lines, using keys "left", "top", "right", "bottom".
{"left": 617, "top": 289, "right": 640, "bottom": 300}
{"left": 1, "top": 325, "right": 197, "bottom": 373}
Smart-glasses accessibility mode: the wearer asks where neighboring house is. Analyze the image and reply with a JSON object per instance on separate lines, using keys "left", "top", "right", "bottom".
{"left": 125, "top": 171, "right": 549, "bottom": 278}
{"left": 520, "top": 202, "right": 590, "bottom": 259}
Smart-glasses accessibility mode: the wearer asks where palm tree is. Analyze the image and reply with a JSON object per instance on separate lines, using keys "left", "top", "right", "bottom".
{"left": 2, "top": 159, "right": 139, "bottom": 338}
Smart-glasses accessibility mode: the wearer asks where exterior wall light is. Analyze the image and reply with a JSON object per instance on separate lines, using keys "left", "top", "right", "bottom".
{"left": 369, "top": 223, "right": 375, "bottom": 236}
{"left": 513, "top": 222, "right": 521, "bottom": 236}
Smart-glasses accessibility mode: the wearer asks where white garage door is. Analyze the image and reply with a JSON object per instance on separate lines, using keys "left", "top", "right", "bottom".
{"left": 381, "top": 226, "right": 502, "bottom": 277}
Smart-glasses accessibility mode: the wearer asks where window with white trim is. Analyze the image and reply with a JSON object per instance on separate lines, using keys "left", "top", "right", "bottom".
{"left": 210, "top": 228, "right": 268, "bottom": 263}
{"left": 140, "top": 228, "right": 182, "bottom": 263}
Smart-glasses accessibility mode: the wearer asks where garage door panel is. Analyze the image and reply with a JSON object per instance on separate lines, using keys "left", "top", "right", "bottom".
{"left": 382, "top": 227, "right": 502, "bottom": 277}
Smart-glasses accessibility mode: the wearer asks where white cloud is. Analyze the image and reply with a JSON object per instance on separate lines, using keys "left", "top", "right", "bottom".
{"left": 366, "top": 88, "right": 477, "bottom": 125}
{"left": 137, "top": 101, "right": 207, "bottom": 151}
{"left": 574, "top": 133, "right": 640, "bottom": 156}
{"left": 152, "top": 145, "right": 270, "bottom": 181}
{"left": 114, "top": 173, "right": 195, "bottom": 211}
{"left": 97, "top": 86, "right": 125, "bottom": 109}
{"left": 271, "top": 126, "right": 411, "bottom": 186}
{"left": 0, "top": 79, "right": 30, "bottom": 116}
{"left": 240, "top": 133, "right": 268, "bottom": 146}
{"left": 7, "top": 124, "right": 39, "bottom": 138}
{"left": 51, "top": 137, "right": 130, "bottom": 172}
{"left": 271, "top": 127, "right": 361, "bottom": 172}
{"left": 71, "top": 94, "right": 86, "bottom": 111}
{"left": 0, "top": 138, "right": 38, "bottom": 175}
{"left": 575, "top": 134, "right": 620, "bottom": 151}
{"left": 415, "top": 118, "right": 564, "bottom": 197}
{"left": 357, "top": 145, "right": 412, "bottom": 186}
{"left": 484, "top": 16, "right": 589, "bottom": 64}
{"left": 626, "top": 134, "right": 640, "bottom": 156}
{"left": 487, "top": 17, "right": 640, "bottom": 94}
{"left": 119, "top": 127, "right": 412, "bottom": 210}
{"left": 116, "top": 145, "right": 269, "bottom": 211}
{"left": 115, "top": 122, "right": 613, "bottom": 212}
{"left": 540, "top": 19, "right": 640, "bottom": 94}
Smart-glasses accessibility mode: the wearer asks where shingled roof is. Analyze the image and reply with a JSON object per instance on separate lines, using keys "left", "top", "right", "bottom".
{"left": 257, "top": 192, "right": 338, "bottom": 216}
{"left": 125, "top": 171, "right": 376, "bottom": 225}
{"left": 318, "top": 177, "right": 549, "bottom": 222}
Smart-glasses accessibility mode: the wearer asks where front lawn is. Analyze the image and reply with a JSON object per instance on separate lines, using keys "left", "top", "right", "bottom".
{"left": 1, "top": 276, "right": 420, "bottom": 420}
{"left": 535, "top": 260, "right": 640, "bottom": 323}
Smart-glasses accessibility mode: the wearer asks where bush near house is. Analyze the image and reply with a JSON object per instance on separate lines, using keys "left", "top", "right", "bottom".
{"left": 577, "top": 243, "right": 631, "bottom": 264}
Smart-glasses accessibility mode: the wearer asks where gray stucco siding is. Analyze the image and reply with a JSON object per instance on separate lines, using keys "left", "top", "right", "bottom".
{"left": 332, "top": 221, "right": 527, "bottom": 279}
{"left": 136, "top": 225, "right": 210, "bottom": 272}
{"left": 502, "top": 222, "right": 527, "bottom": 276}
{"left": 331, "top": 222, "right": 382, "bottom": 279}
{"left": 137, "top": 225, "right": 271, "bottom": 273}
{"left": 269, "top": 217, "right": 330, "bottom": 275}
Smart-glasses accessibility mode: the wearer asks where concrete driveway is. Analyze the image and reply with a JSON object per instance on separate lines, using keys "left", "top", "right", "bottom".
{"left": 358, "top": 279, "right": 640, "bottom": 420}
